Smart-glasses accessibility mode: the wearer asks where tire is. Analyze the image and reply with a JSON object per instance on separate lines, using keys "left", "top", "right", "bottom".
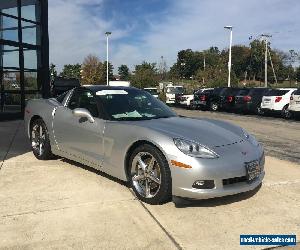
{"left": 128, "top": 144, "right": 172, "bottom": 205}
{"left": 210, "top": 102, "right": 219, "bottom": 111}
{"left": 281, "top": 105, "right": 291, "bottom": 119}
{"left": 30, "top": 118, "right": 54, "bottom": 160}
{"left": 257, "top": 107, "right": 264, "bottom": 116}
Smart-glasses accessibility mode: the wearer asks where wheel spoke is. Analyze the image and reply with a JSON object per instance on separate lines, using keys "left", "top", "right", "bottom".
{"left": 137, "top": 156, "right": 147, "bottom": 171}
{"left": 148, "top": 174, "right": 161, "bottom": 185}
{"left": 39, "top": 143, "right": 43, "bottom": 156}
{"left": 39, "top": 125, "right": 43, "bottom": 137}
{"left": 132, "top": 174, "right": 145, "bottom": 182}
{"left": 145, "top": 179, "right": 150, "bottom": 198}
{"left": 147, "top": 156, "right": 155, "bottom": 171}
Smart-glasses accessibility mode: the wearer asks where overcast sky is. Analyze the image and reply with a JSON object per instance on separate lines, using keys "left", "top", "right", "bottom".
{"left": 48, "top": 0, "right": 300, "bottom": 72}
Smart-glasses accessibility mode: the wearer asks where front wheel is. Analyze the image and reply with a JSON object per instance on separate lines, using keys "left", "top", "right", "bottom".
{"left": 129, "top": 144, "right": 172, "bottom": 205}
{"left": 30, "top": 119, "right": 54, "bottom": 160}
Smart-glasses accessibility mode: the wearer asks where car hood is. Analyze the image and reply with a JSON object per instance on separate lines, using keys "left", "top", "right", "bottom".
{"left": 130, "top": 116, "right": 245, "bottom": 148}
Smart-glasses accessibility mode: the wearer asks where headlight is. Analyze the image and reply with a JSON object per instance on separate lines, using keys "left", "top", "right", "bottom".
{"left": 173, "top": 138, "right": 219, "bottom": 158}
{"left": 242, "top": 128, "right": 259, "bottom": 147}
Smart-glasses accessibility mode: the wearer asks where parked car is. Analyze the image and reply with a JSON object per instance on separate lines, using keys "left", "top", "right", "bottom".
{"left": 222, "top": 88, "right": 244, "bottom": 111}
{"left": 25, "top": 85, "right": 265, "bottom": 204}
{"left": 179, "top": 91, "right": 194, "bottom": 108}
{"left": 175, "top": 93, "right": 184, "bottom": 106}
{"left": 192, "top": 89, "right": 214, "bottom": 110}
{"left": 260, "top": 88, "right": 297, "bottom": 118}
{"left": 144, "top": 87, "right": 159, "bottom": 98}
{"left": 234, "top": 88, "right": 271, "bottom": 114}
{"left": 165, "top": 85, "right": 184, "bottom": 105}
{"left": 288, "top": 88, "right": 300, "bottom": 118}
{"left": 200, "top": 87, "right": 230, "bottom": 111}
{"left": 51, "top": 77, "right": 80, "bottom": 97}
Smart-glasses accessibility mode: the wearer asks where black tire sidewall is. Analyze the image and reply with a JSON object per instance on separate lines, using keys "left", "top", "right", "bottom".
{"left": 128, "top": 144, "right": 172, "bottom": 205}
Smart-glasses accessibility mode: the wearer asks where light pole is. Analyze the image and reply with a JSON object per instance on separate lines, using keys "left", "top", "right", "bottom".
{"left": 224, "top": 26, "right": 233, "bottom": 87}
{"left": 105, "top": 31, "right": 112, "bottom": 86}
{"left": 261, "top": 34, "right": 272, "bottom": 87}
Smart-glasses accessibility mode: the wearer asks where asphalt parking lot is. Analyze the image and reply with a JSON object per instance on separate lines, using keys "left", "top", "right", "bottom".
{"left": 0, "top": 117, "right": 299, "bottom": 249}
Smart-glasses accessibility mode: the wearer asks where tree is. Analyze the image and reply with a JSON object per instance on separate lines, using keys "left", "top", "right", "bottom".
{"left": 60, "top": 63, "right": 81, "bottom": 80}
{"left": 100, "top": 61, "right": 114, "bottom": 83}
{"left": 222, "top": 45, "right": 251, "bottom": 80}
{"left": 49, "top": 63, "right": 57, "bottom": 81}
{"left": 118, "top": 64, "right": 130, "bottom": 80}
{"left": 296, "top": 66, "right": 300, "bottom": 83}
{"left": 81, "top": 55, "right": 103, "bottom": 85}
{"left": 248, "top": 39, "right": 266, "bottom": 81}
{"left": 195, "top": 64, "right": 238, "bottom": 87}
{"left": 131, "top": 61, "right": 158, "bottom": 88}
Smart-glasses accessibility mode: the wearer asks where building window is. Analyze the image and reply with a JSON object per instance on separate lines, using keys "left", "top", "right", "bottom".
{"left": 0, "top": 0, "right": 49, "bottom": 118}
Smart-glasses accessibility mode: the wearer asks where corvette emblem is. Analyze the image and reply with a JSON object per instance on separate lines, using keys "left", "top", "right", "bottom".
{"left": 241, "top": 151, "right": 247, "bottom": 155}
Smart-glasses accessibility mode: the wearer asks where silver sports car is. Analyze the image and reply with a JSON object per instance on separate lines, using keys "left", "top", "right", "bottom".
{"left": 24, "top": 85, "right": 265, "bottom": 204}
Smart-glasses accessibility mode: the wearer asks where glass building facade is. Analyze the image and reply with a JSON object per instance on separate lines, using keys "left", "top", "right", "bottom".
{"left": 0, "top": 0, "right": 49, "bottom": 119}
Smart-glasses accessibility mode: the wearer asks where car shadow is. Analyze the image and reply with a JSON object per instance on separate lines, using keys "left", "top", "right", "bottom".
{"left": 60, "top": 158, "right": 129, "bottom": 188}
{"left": 173, "top": 183, "right": 262, "bottom": 208}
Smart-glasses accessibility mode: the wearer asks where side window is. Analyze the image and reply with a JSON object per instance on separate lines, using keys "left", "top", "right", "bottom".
{"left": 56, "top": 91, "right": 68, "bottom": 103}
{"left": 68, "top": 89, "right": 99, "bottom": 117}
{"left": 68, "top": 90, "right": 79, "bottom": 110}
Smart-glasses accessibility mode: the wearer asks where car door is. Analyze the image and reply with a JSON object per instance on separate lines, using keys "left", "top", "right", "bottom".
{"left": 53, "top": 88, "right": 105, "bottom": 167}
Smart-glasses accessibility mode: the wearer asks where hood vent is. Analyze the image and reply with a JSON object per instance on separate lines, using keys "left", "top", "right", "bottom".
{"left": 214, "top": 139, "right": 244, "bottom": 148}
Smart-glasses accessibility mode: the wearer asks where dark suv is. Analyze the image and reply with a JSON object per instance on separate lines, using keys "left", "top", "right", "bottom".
{"left": 222, "top": 88, "right": 244, "bottom": 111}
{"left": 207, "top": 87, "right": 243, "bottom": 111}
{"left": 51, "top": 77, "right": 81, "bottom": 97}
{"left": 234, "top": 88, "right": 271, "bottom": 114}
{"left": 192, "top": 89, "right": 214, "bottom": 110}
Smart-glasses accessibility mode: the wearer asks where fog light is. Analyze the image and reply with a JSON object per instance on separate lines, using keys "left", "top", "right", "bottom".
{"left": 192, "top": 180, "right": 215, "bottom": 189}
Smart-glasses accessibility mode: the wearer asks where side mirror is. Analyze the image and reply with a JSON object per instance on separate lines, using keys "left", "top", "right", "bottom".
{"left": 72, "top": 108, "right": 95, "bottom": 123}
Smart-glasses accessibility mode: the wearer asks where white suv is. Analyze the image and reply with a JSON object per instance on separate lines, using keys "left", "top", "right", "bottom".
{"left": 260, "top": 88, "right": 297, "bottom": 118}
{"left": 180, "top": 88, "right": 214, "bottom": 108}
{"left": 288, "top": 88, "right": 300, "bottom": 118}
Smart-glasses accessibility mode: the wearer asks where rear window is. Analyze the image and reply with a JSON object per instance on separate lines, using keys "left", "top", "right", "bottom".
{"left": 213, "top": 88, "right": 226, "bottom": 95}
{"left": 202, "top": 89, "right": 213, "bottom": 94}
{"left": 236, "top": 89, "right": 250, "bottom": 96}
{"left": 265, "top": 89, "right": 289, "bottom": 96}
{"left": 228, "top": 88, "right": 242, "bottom": 95}
{"left": 249, "top": 88, "right": 270, "bottom": 95}
{"left": 294, "top": 89, "right": 300, "bottom": 95}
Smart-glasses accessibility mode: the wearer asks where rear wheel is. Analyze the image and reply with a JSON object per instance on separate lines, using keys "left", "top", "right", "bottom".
{"left": 210, "top": 102, "right": 219, "bottom": 111}
{"left": 30, "top": 119, "right": 54, "bottom": 160}
{"left": 282, "top": 105, "right": 291, "bottom": 119}
{"left": 257, "top": 107, "right": 264, "bottom": 115}
{"left": 129, "top": 144, "right": 172, "bottom": 205}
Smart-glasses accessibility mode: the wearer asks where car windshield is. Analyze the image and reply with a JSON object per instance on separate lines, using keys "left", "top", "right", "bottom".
{"left": 144, "top": 88, "right": 158, "bottom": 95}
{"left": 265, "top": 89, "right": 289, "bottom": 96}
{"left": 96, "top": 89, "right": 177, "bottom": 121}
{"left": 166, "top": 87, "right": 184, "bottom": 94}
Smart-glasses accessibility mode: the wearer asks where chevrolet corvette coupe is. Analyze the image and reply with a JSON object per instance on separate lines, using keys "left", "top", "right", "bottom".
{"left": 24, "top": 86, "right": 265, "bottom": 204}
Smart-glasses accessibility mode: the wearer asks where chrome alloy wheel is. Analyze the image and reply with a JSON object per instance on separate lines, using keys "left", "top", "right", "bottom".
{"left": 31, "top": 124, "right": 46, "bottom": 156}
{"left": 131, "top": 152, "right": 161, "bottom": 199}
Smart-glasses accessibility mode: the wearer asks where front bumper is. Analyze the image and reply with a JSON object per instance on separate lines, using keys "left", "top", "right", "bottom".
{"left": 174, "top": 171, "right": 264, "bottom": 199}
{"left": 179, "top": 100, "right": 189, "bottom": 106}
{"left": 166, "top": 99, "right": 175, "bottom": 104}
{"left": 168, "top": 141, "right": 265, "bottom": 200}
